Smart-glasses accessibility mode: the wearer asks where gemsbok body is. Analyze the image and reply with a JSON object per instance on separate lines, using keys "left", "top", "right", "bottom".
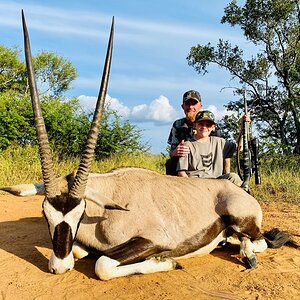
{"left": 1, "top": 12, "right": 293, "bottom": 280}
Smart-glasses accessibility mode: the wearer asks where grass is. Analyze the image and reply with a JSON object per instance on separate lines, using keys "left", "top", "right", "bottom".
{"left": 0, "top": 145, "right": 299, "bottom": 204}
{"left": 0, "top": 145, "right": 166, "bottom": 186}
{"left": 250, "top": 155, "right": 300, "bottom": 203}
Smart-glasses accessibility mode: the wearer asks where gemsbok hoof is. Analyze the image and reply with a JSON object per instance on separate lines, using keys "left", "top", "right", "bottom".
{"left": 242, "top": 256, "right": 257, "bottom": 269}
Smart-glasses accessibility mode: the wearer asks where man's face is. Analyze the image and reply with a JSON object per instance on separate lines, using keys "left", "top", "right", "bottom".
{"left": 181, "top": 99, "right": 202, "bottom": 123}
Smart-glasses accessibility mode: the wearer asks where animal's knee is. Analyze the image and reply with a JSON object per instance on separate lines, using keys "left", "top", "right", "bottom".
{"left": 72, "top": 242, "right": 89, "bottom": 259}
{"left": 95, "top": 256, "right": 120, "bottom": 280}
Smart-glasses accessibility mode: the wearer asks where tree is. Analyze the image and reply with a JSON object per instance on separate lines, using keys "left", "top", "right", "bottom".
{"left": 95, "top": 109, "right": 150, "bottom": 159}
{"left": 0, "top": 45, "right": 79, "bottom": 150}
{"left": 0, "top": 91, "right": 35, "bottom": 149}
{"left": 41, "top": 96, "right": 90, "bottom": 157}
{"left": 0, "top": 92, "right": 89, "bottom": 152}
{"left": 218, "top": 113, "right": 241, "bottom": 141}
{"left": 187, "top": 0, "right": 300, "bottom": 154}
{"left": 34, "top": 51, "right": 77, "bottom": 97}
{"left": 0, "top": 45, "right": 149, "bottom": 157}
{"left": 0, "top": 45, "right": 26, "bottom": 93}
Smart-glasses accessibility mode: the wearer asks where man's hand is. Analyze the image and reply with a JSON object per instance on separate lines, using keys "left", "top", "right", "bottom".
{"left": 240, "top": 112, "right": 251, "bottom": 125}
{"left": 171, "top": 140, "right": 190, "bottom": 157}
{"left": 237, "top": 112, "right": 251, "bottom": 151}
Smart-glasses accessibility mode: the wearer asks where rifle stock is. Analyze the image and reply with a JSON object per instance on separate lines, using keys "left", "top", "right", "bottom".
{"left": 251, "top": 137, "right": 261, "bottom": 185}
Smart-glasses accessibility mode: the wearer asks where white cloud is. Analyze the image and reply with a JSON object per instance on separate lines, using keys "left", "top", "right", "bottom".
{"left": 78, "top": 95, "right": 97, "bottom": 112}
{"left": 130, "top": 96, "right": 178, "bottom": 123}
{"left": 205, "top": 104, "right": 235, "bottom": 121}
{"left": 147, "top": 96, "right": 177, "bottom": 123}
{"left": 106, "top": 96, "right": 131, "bottom": 117}
{"left": 131, "top": 104, "right": 148, "bottom": 119}
{"left": 78, "top": 94, "right": 177, "bottom": 124}
{"left": 78, "top": 94, "right": 129, "bottom": 117}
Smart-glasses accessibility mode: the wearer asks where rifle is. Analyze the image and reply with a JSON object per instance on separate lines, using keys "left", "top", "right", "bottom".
{"left": 237, "top": 93, "right": 261, "bottom": 192}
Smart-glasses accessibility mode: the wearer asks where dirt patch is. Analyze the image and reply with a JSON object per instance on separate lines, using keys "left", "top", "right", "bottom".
{"left": 0, "top": 195, "right": 299, "bottom": 300}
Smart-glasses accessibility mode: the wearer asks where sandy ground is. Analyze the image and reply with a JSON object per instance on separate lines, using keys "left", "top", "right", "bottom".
{"left": 0, "top": 194, "right": 299, "bottom": 300}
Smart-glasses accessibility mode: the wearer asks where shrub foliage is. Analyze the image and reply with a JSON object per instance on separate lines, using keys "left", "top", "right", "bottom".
{"left": 0, "top": 45, "right": 148, "bottom": 158}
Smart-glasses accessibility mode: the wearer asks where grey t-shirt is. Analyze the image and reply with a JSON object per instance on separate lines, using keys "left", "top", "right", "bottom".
{"left": 177, "top": 136, "right": 236, "bottom": 178}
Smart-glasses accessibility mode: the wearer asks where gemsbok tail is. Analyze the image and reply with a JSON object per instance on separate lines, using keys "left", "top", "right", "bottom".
{"left": 263, "top": 228, "right": 300, "bottom": 248}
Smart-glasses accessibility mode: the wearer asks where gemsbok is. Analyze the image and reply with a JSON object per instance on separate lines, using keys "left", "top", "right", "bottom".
{"left": 0, "top": 11, "right": 294, "bottom": 280}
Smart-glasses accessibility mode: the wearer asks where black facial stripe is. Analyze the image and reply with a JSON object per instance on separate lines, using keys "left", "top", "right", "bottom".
{"left": 53, "top": 221, "right": 73, "bottom": 259}
{"left": 47, "top": 195, "right": 82, "bottom": 215}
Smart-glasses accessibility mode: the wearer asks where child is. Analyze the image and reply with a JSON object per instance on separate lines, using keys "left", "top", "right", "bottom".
{"left": 177, "top": 110, "right": 243, "bottom": 186}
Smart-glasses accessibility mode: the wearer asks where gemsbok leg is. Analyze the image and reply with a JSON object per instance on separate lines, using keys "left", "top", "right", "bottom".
{"left": 95, "top": 237, "right": 180, "bottom": 280}
{"left": 226, "top": 233, "right": 268, "bottom": 268}
{"left": 72, "top": 241, "right": 91, "bottom": 260}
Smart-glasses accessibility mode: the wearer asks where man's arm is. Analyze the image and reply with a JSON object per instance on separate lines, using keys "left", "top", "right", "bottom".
{"left": 168, "top": 122, "right": 191, "bottom": 157}
{"left": 170, "top": 140, "right": 190, "bottom": 157}
{"left": 176, "top": 146, "right": 190, "bottom": 177}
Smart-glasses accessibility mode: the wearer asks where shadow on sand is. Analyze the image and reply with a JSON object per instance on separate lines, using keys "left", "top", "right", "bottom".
{"left": 0, "top": 215, "right": 101, "bottom": 278}
{"left": 0, "top": 216, "right": 50, "bottom": 272}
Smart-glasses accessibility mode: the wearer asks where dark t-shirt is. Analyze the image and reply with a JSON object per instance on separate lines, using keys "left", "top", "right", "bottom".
{"left": 167, "top": 118, "right": 194, "bottom": 153}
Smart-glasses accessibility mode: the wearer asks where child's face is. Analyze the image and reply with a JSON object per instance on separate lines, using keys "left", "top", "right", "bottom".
{"left": 194, "top": 120, "right": 216, "bottom": 138}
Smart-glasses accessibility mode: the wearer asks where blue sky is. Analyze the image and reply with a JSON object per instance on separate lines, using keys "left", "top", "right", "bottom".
{"left": 0, "top": 0, "right": 249, "bottom": 153}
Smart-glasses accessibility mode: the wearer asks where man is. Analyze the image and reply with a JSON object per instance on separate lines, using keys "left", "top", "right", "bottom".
{"left": 166, "top": 90, "right": 228, "bottom": 175}
{"left": 177, "top": 110, "right": 242, "bottom": 186}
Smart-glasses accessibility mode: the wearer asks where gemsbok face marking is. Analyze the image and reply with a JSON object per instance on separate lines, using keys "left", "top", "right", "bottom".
{"left": 1, "top": 11, "right": 294, "bottom": 280}
{"left": 43, "top": 195, "right": 86, "bottom": 273}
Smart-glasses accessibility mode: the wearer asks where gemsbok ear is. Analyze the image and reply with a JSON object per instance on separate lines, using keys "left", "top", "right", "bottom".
{"left": 83, "top": 191, "right": 130, "bottom": 211}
